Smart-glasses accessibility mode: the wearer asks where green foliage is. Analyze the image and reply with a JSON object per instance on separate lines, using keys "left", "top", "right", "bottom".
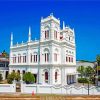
{"left": 23, "top": 72, "right": 35, "bottom": 84}
{"left": 7, "top": 72, "right": 21, "bottom": 84}
{"left": 77, "top": 66, "right": 85, "bottom": 78}
{"left": 96, "top": 55, "right": 100, "bottom": 66}
{"left": 85, "top": 66, "right": 95, "bottom": 77}
{"left": 78, "top": 78, "right": 88, "bottom": 83}
{"left": 0, "top": 74, "right": 2, "bottom": 82}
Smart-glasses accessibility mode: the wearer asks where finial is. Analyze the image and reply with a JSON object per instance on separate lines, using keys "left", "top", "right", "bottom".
{"left": 28, "top": 26, "right": 31, "bottom": 42}
{"left": 10, "top": 32, "right": 13, "bottom": 47}
{"left": 22, "top": 41, "right": 23, "bottom": 44}
{"left": 50, "top": 13, "right": 53, "bottom": 16}
{"left": 63, "top": 21, "right": 65, "bottom": 30}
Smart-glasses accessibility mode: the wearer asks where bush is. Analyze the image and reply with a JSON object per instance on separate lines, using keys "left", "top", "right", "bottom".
{"left": 23, "top": 72, "right": 35, "bottom": 84}
{"left": 0, "top": 74, "right": 2, "bottom": 82}
{"left": 78, "top": 78, "right": 88, "bottom": 83}
{"left": 7, "top": 72, "right": 21, "bottom": 84}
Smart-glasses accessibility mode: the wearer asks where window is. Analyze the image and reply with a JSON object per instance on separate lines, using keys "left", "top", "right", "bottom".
{"left": 33, "top": 54, "right": 38, "bottom": 63}
{"left": 54, "top": 53, "right": 57, "bottom": 62}
{"left": 69, "top": 37, "right": 70, "bottom": 41}
{"left": 66, "top": 56, "right": 68, "bottom": 62}
{"left": 23, "top": 55, "right": 26, "bottom": 63}
{"left": 18, "top": 55, "right": 21, "bottom": 63}
{"left": 55, "top": 72, "right": 57, "bottom": 82}
{"left": 45, "top": 30, "right": 49, "bottom": 39}
{"left": 71, "top": 57, "right": 73, "bottom": 62}
{"left": 69, "top": 57, "right": 70, "bottom": 62}
{"left": 19, "top": 55, "right": 21, "bottom": 63}
{"left": 45, "top": 53, "right": 49, "bottom": 62}
{"left": 45, "top": 71, "right": 48, "bottom": 83}
{"left": 13, "top": 56, "right": 16, "bottom": 63}
{"left": 30, "top": 54, "right": 32, "bottom": 62}
{"left": 54, "top": 30, "right": 57, "bottom": 39}
{"left": 18, "top": 55, "right": 20, "bottom": 63}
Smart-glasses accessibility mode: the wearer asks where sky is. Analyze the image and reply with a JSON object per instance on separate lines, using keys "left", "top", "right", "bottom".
{"left": 0, "top": 0, "right": 100, "bottom": 61}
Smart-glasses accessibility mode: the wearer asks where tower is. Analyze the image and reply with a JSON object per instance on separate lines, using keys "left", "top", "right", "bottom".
{"left": 40, "top": 13, "right": 60, "bottom": 41}
{"left": 10, "top": 32, "right": 13, "bottom": 47}
{"left": 28, "top": 26, "right": 31, "bottom": 42}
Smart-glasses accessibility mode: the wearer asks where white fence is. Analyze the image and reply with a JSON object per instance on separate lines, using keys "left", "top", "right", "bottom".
{"left": 0, "top": 84, "right": 16, "bottom": 93}
{"left": 21, "top": 83, "right": 100, "bottom": 95}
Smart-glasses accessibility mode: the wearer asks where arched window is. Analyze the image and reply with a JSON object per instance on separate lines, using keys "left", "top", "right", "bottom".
{"left": 22, "top": 70, "right": 25, "bottom": 74}
{"left": 23, "top": 53, "right": 26, "bottom": 63}
{"left": 33, "top": 52, "right": 38, "bottom": 63}
{"left": 18, "top": 54, "right": 21, "bottom": 63}
{"left": 13, "top": 55, "right": 16, "bottom": 63}
{"left": 71, "top": 57, "right": 73, "bottom": 62}
{"left": 30, "top": 54, "right": 32, "bottom": 63}
{"left": 69, "top": 57, "right": 71, "bottom": 62}
{"left": 45, "top": 53, "right": 49, "bottom": 62}
{"left": 44, "top": 48, "right": 49, "bottom": 62}
{"left": 54, "top": 30, "right": 57, "bottom": 39}
{"left": 55, "top": 71, "right": 57, "bottom": 82}
{"left": 45, "top": 30, "right": 49, "bottom": 39}
{"left": 45, "top": 71, "right": 48, "bottom": 83}
{"left": 17, "top": 70, "right": 20, "bottom": 74}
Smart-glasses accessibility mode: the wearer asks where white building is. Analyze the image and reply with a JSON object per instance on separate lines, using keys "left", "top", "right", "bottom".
{"left": 9, "top": 13, "right": 76, "bottom": 85}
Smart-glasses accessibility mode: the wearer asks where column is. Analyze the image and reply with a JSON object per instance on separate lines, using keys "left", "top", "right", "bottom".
{"left": 50, "top": 67, "right": 53, "bottom": 85}
{"left": 61, "top": 67, "right": 66, "bottom": 85}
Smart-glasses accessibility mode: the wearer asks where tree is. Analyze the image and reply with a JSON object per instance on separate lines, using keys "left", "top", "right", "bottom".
{"left": 96, "top": 55, "right": 100, "bottom": 66}
{"left": 7, "top": 72, "right": 21, "bottom": 84}
{"left": 85, "top": 66, "right": 95, "bottom": 78}
{"left": 77, "top": 66, "right": 85, "bottom": 78}
{"left": 15, "top": 73, "right": 21, "bottom": 81}
{"left": 23, "top": 72, "right": 35, "bottom": 84}
{"left": 0, "top": 74, "right": 2, "bottom": 82}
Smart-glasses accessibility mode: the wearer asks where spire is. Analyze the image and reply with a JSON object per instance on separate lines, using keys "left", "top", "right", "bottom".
{"left": 10, "top": 32, "right": 13, "bottom": 47}
{"left": 63, "top": 21, "right": 65, "bottom": 30}
{"left": 28, "top": 26, "right": 31, "bottom": 42}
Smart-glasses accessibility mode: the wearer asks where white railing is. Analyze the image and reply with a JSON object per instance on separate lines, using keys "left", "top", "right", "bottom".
{"left": 21, "top": 83, "right": 100, "bottom": 95}
{"left": 0, "top": 84, "right": 16, "bottom": 93}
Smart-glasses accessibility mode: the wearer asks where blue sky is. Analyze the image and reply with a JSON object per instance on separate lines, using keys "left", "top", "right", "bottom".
{"left": 0, "top": 0, "right": 100, "bottom": 61}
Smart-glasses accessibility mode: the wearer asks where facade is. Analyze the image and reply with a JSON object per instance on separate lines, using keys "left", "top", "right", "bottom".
{"left": 0, "top": 54, "right": 9, "bottom": 80}
{"left": 9, "top": 14, "right": 76, "bottom": 85}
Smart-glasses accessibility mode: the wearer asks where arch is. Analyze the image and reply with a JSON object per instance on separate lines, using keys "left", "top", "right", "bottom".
{"left": 55, "top": 48, "right": 59, "bottom": 53}
{"left": 43, "top": 69, "right": 49, "bottom": 83}
{"left": 44, "top": 48, "right": 50, "bottom": 53}
{"left": 55, "top": 69, "right": 59, "bottom": 82}
{"left": 44, "top": 25, "right": 50, "bottom": 29}
{"left": 17, "top": 70, "right": 20, "bottom": 74}
{"left": 43, "top": 48, "right": 50, "bottom": 62}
